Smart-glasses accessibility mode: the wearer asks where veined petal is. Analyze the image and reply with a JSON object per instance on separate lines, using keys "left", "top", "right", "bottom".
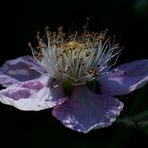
{"left": 0, "top": 55, "right": 47, "bottom": 87}
{"left": 99, "top": 59, "right": 148, "bottom": 96}
{"left": 52, "top": 85, "right": 123, "bottom": 133}
{"left": 0, "top": 80, "right": 65, "bottom": 111}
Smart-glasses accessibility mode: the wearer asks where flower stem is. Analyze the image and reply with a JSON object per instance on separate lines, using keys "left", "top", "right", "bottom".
{"left": 116, "top": 110, "right": 148, "bottom": 128}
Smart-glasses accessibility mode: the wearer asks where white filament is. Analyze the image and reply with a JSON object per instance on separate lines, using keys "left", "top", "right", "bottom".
{"left": 30, "top": 27, "right": 122, "bottom": 85}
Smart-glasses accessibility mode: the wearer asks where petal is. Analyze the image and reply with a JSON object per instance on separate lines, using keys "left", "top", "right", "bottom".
{"left": 52, "top": 85, "right": 123, "bottom": 133}
{"left": 0, "top": 55, "right": 47, "bottom": 87}
{"left": 99, "top": 59, "right": 148, "bottom": 96}
{"left": 0, "top": 80, "right": 65, "bottom": 111}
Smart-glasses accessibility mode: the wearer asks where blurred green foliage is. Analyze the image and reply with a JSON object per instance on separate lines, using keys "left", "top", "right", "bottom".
{"left": 134, "top": 0, "right": 148, "bottom": 15}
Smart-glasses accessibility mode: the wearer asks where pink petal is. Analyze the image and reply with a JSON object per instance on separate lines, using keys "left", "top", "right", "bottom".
{"left": 52, "top": 85, "right": 123, "bottom": 133}
{"left": 0, "top": 80, "right": 65, "bottom": 111}
{"left": 0, "top": 55, "right": 47, "bottom": 87}
{"left": 99, "top": 59, "right": 148, "bottom": 96}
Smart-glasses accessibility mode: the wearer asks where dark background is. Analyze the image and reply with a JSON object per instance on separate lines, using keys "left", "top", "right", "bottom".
{"left": 1, "top": 0, "right": 148, "bottom": 147}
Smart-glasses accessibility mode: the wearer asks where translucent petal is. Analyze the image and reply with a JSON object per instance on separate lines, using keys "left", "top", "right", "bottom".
{"left": 0, "top": 56, "right": 46, "bottom": 87}
{"left": 0, "top": 80, "right": 65, "bottom": 111}
{"left": 99, "top": 59, "right": 148, "bottom": 96}
{"left": 52, "top": 85, "right": 123, "bottom": 133}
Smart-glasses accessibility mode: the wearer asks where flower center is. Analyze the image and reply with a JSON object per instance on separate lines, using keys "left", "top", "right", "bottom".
{"left": 29, "top": 26, "right": 122, "bottom": 85}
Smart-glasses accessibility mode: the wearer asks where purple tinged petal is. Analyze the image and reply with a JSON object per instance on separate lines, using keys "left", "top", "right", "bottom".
{"left": 2, "top": 87, "right": 31, "bottom": 100}
{"left": 99, "top": 59, "right": 148, "bottom": 96}
{"left": 52, "top": 85, "right": 123, "bottom": 133}
{"left": 0, "top": 80, "right": 65, "bottom": 111}
{"left": 0, "top": 55, "right": 47, "bottom": 87}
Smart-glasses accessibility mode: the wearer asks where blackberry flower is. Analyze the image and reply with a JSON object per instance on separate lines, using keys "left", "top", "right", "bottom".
{"left": 0, "top": 26, "right": 148, "bottom": 133}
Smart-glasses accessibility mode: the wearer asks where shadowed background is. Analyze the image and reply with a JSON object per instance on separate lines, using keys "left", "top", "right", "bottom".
{"left": 0, "top": 0, "right": 148, "bottom": 147}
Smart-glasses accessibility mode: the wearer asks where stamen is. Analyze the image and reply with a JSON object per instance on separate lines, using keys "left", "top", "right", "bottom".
{"left": 29, "top": 24, "right": 122, "bottom": 85}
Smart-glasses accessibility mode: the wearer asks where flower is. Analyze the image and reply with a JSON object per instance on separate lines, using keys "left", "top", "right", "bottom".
{"left": 0, "top": 25, "right": 148, "bottom": 133}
